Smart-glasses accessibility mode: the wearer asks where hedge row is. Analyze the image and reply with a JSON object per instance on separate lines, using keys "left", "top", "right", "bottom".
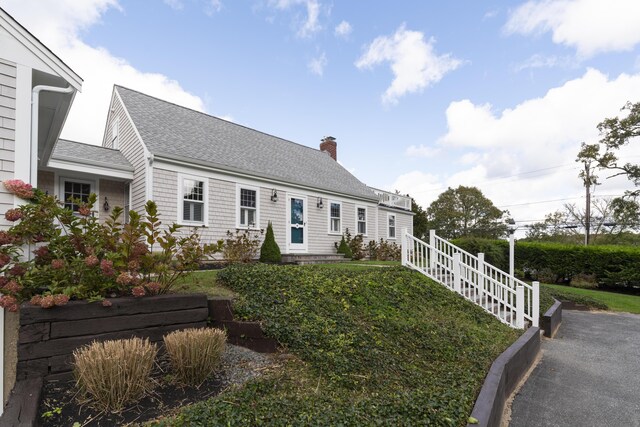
{"left": 452, "top": 238, "right": 640, "bottom": 291}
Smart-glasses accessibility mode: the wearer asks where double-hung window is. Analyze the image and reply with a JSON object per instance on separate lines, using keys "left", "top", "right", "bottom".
{"left": 62, "top": 179, "right": 92, "bottom": 212}
{"left": 329, "top": 201, "right": 341, "bottom": 233}
{"left": 357, "top": 207, "right": 367, "bottom": 235}
{"left": 238, "top": 185, "right": 259, "bottom": 228}
{"left": 388, "top": 213, "right": 396, "bottom": 239}
{"left": 180, "top": 175, "right": 207, "bottom": 225}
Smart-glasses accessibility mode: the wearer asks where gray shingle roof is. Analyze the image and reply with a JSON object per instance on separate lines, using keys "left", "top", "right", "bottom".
{"left": 115, "top": 86, "right": 377, "bottom": 201}
{"left": 52, "top": 139, "right": 133, "bottom": 171}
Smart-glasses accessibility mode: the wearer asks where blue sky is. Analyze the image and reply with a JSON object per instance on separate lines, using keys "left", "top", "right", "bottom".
{"left": 3, "top": 0, "right": 640, "bottom": 226}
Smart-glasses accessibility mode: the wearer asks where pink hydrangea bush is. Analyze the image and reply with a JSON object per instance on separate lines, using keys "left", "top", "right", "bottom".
{"left": 2, "top": 179, "right": 34, "bottom": 199}
{"left": 0, "top": 189, "right": 222, "bottom": 310}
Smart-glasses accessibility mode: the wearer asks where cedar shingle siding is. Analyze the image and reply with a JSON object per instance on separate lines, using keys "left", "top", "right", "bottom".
{"left": 0, "top": 59, "right": 16, "bottom": 229}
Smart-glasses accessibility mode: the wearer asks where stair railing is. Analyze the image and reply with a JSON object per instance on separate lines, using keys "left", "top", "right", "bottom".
{"left": 401, "top": 229, "right": 539, "bottom": 329}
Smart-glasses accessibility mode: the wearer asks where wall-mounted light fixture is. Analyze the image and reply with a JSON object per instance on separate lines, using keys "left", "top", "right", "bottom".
{"left": 271, "top": 189, "right": 278, "bottom": 202}
{"left": 103, "top": 197, "right": 110, "bottom": 212}
{"left": 317, "top": 197, "right": 324, "bottom": 208}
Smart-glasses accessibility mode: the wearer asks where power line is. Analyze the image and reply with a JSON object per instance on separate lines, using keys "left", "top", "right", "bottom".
{"left": 497, "top": 194, "right": 625, "bottom": 208}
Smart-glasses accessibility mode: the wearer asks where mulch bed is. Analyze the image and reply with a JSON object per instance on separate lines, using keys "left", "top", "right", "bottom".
{"left": 39, "top": 355, "right": 224, "bottom": 426}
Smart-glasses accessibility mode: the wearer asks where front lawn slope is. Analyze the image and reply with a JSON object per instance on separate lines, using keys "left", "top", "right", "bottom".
{"left": 169, "top": 265, "right": 519, "bottom": 426}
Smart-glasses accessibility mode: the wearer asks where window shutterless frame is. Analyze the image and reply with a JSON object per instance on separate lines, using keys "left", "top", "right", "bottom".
{"left": 177, "top": 173, "right": 208, "bottom": 226}
{"left": 328, "top": 200, "right": 342, "bottom": 234}
{"left": 355, "top": 206, "right": 367, "bottom": 236}
{"left": 387, "top": 213, "right": 396, "bottom": 239}
{"left": 236, "top": 184, "right": 260, "bottom": 229}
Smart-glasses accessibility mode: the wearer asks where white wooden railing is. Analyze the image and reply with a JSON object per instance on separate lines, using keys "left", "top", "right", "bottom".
{"left": 369, "top": 188, "right": 412, "bottom": 211}
{"left": 401, "top": 229, "right": 539, "bottom": 329}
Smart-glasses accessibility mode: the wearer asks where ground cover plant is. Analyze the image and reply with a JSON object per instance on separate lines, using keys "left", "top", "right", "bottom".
{"left": 162, "top": 265, "right": 520, "bottom": 426}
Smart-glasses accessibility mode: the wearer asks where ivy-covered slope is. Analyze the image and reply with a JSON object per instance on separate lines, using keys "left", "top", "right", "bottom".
{"left": 165, "top": 265, "right": 519, "bottom": 426}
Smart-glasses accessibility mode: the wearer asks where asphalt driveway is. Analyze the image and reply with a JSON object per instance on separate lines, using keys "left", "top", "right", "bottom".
{"left": 510, "top": 310, "right": 640, "bottom": 427}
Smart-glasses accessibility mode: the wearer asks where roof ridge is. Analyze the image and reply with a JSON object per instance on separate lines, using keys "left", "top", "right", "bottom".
{"left": 114, "top": 85, "right": 328, "bottom": 155}
{"left": 57, "top": 138, "right": 121, "bottom": 152}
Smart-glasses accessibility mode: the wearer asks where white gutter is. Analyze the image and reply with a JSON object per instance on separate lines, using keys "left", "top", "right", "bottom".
{"left": 31, "top": 85, "right": 74, "bottom": 185}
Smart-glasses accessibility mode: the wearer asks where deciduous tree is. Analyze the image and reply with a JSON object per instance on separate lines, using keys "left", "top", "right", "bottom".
{"left": 426, "top": 186, "right": 508, "bottom": 239}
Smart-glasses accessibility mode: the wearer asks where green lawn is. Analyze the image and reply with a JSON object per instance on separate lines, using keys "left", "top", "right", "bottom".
{"left": 156, "top": 265, "right": 519, "bottom": 426}
{"left": 173, "top": 269, "right": 235, "bottom": 298}
{"left": 542, "top": 283, "right": 640, "bottom": 314}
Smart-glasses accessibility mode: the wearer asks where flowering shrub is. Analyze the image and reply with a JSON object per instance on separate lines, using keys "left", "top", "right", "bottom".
{"left": 0, "top": 180, "right": 222, "bottom": 310}
{"left": 3, "top": 179, "right": 34, "bottom": 199}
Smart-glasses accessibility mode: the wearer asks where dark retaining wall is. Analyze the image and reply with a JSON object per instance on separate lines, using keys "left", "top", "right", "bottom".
{"left": 466, "top": 327, "right": 541, "bottom": 427}
{"left": 17, "top": 293, "right": 209, "bottom": 381}
{"left": 208, "top": 297, "right": 279, "bottom": 353}
{"left": 541, "top": 299, "right": 562, "bottom": 338}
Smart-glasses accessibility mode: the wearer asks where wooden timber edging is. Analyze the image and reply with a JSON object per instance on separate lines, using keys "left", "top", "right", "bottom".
{"left": 541, "top": 299, "right": 562, "bottom": 338}
{"left": 17, "top": 293, "right": 209, "bottom": 381}
{"left": 0, "top": 378, "right": 43, "bottom": 427}
{"left": 207, "top": 297, "right": 279, "bottom": 353}
{"left": 466, "top": 327, "right": 541, "bottom": 427}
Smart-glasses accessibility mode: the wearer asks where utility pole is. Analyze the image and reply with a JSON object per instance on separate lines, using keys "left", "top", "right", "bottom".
{"left": 584, "top": 162, "right": 591, "bottom": 246}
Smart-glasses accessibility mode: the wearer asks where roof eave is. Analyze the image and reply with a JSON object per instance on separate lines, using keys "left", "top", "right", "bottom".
{"left": 153, "top": 152, "right": 379, "bottom": 203}
{"left": 0, "top": 8, "right": 82, "bottom": 90}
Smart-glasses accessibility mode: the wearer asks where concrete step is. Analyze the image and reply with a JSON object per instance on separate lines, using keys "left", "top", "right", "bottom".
{"left": 281, "top": 253, "right": 351, "bottom": 265}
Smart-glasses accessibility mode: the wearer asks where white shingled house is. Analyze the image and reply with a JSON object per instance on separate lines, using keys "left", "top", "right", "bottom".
{"left": 96, "top": 85, "right": 414, "bottom": 259}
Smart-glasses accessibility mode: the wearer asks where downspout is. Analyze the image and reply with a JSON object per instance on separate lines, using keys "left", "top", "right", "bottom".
{"left": 30, "top": 85, "right": 74, "bottom": 185}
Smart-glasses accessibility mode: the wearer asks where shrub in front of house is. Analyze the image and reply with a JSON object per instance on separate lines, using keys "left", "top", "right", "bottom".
{"left": 0, "top": 180, "right": 221, "bottom": 310}
{"left": 367, "top": 239, "right": 401, "bottom": 261}
{"left": 164, "top": 328, "right": 226, "bottom": 386}
{"left": 259, "top": 221, "right": 281, "bottom": 264}
{"left": 73, "top": 337, "right": 157, "bottom": 412}
{"left": 335, "top": 235, "right": 353, "bottom": 258}
{"left": 223, "top": 229, "right": 263, "bottom": 264}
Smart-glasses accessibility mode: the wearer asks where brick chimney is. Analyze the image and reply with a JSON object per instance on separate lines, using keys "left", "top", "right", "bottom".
{"left": 320, "top": 136, "right": 337, "bottom": 161}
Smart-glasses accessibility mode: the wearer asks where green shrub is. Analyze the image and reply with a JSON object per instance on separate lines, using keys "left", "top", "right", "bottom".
{"left": 73, "top": 337, "right": 157, "bottom": 412}
{"left": 516, "top": 241, "right": 640, "bottom": 290}
{"left": 335, "top": 235, "right": 353, "bottom": 258}
{"left": 259, "top": 221, "right": 281, "bottom": 264}
{"left": 451, "top": 237, "right": 509, "bottom": 270}
{"left": 164, "top": 328, "right": 226, "bottom": 386}
{"left": 223, "top": 229, "right": 263, "bottom": 264}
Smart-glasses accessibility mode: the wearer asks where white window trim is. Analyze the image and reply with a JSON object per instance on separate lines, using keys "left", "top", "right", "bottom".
{"left": 355, "top": 205, "right": 368, "bottom": 236}
{"left": 328, "top": 200, "right": 342, "bottom": 235}
{"left": 235, "top": 184, "right": 261, "bottom": 230}
{"left": 59, "top": 177, "right": 97, "bottom": 214}
{"left": 111, "top": 117, "right": 119, "bottom": 150}
{"left": 177, "top": 173, "right": 209, "bottom": 227}
{"left": 387, "top": 213, "right": 397, "bottom": 240}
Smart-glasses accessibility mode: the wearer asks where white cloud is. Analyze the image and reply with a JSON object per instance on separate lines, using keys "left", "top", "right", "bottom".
{"left": 355, "top": 24, "right": 463, "bottom": 105}
{"left": 405, "top": 144, "right": 439, "bottom": 158}
{"left": 513, "top": 53, "right": 576, "bottom": 72}
{"left": 270, "top": 0, "right": 322, "bottom": 38}
{"left": 164, "top": 0, "right": 183, "bottom": 10}
{"left": 389, "top": 68, "right": 640, "bottom": 222}
{"left": 308, "top": 52, "right": 327, "bottom": 76}
{"left": 204, "top": 0, "right": 223, "bottom": 16}
{"left": 505, "top": 0, "right": 640, "bottom": 58}
{"left": 334, "top": 20, "right": 352, "bottom": 39}
{"left": 0, "top": 0, "right": 206, "bottom": 145}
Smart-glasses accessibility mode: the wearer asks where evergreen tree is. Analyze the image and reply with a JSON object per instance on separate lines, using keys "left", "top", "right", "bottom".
{"left": 259, "top": 221, "right": 281, "bottom": 263}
